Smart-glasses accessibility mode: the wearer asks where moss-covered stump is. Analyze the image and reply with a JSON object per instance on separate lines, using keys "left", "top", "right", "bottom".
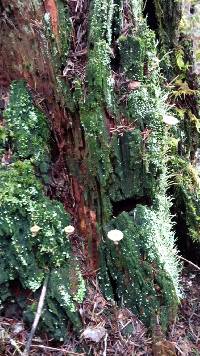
{"left": 0, "top": 0, "right": 190, "bottom": 340}
{"left": 0, "top": 81, "right": 85, "bottom": 339}
{"left": 100, "top": 175, "right": 181, "bottom": 329}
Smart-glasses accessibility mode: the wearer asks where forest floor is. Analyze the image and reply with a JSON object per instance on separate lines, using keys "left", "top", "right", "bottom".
{"left": 0, "top": 264, "right": 199, "bottom": 356}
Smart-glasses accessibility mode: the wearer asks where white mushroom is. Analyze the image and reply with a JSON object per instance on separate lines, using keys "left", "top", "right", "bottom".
{"left": 30, "top": 225, "right": 41, "bottom": 237}
{"left": 64, "top": 225, "right": 75, "bottom": 235}
{"left": 163, "top": 114, "right": 179, "bottom": 126}
{"left": 107, "top": 229, "right": 124, "bottom": 245}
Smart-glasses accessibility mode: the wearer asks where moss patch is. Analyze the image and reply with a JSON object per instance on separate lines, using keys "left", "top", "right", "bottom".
{"left": 0, "top": 81, "right": 85, "bottom": 339}
{"left": 100, "top": 187, "right": 181, "bottom": 329}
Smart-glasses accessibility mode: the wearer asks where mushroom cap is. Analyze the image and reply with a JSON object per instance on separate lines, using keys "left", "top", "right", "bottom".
{"left": 64, "top": 225, "right": 75, "bottom": 234}
{"left": 30, "top": 225, "right": 41, "bottom": 235}
{"left": 163, "top": 115, "right": 179, "bottom": 126}
{"left": 107, "top": 229, "right": 124, "bottom": 244}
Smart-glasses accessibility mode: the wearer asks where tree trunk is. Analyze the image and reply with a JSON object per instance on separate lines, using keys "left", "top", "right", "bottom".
{"left": 0, "top": 0, "right": 198, "bottom": 339}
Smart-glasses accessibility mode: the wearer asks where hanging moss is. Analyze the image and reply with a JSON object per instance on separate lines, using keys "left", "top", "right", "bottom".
{"left": 0, "top": 81, "right": 85, "bottom": 339}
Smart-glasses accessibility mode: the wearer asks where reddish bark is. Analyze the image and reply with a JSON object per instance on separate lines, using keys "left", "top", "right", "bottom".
{"left": 44, "top": 0, "right": 59, "bottom": 39}
{"left": 0, "top": 0, "right": 99, "bottom": 269}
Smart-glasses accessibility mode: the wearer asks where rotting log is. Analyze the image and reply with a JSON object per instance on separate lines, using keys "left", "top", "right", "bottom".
{"left": 0, "top": 0, "right": 196, "bottom": 339}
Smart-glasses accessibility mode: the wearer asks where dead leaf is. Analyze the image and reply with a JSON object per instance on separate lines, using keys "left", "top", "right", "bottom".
{"left": 82, "top": 326, "right": 106, "bottom": 343}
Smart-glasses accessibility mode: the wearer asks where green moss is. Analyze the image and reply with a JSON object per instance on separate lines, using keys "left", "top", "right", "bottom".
{"left": 161, "top": 1, "right": 200, "bottom": 248}
{"left": 129, "top": 0, "right": 142, "bottom": 25}
{"left": 154, "top": 0, "right": 182, "bottom": 50}
{"left": 89, "top": 0, "right": 114, "bottom": 45}
{"left": 57, "top": 0, "right": 72, "bottom": 64}
{"left": 43, "top": 0, "right": 71, "bottom": 66}
{"left": 4, "top": 81, "right": 49, "bottom": 167}
{"left": 112, "top": 0, "right": 123, "bottom": 38}
{"left": 119, "top": 35, "right": 145, "bottom": 80}
{"left": 169, "top": 156, "right": 200, "bottom": 243}
{"left": 0, "top": 81, "right": 85, "bottom": 338}
{"left": 87, "top": 40, "right": 115, "bottom": 110}
{"left": 100, "top": 193, "right": 181, "bottom": 329}
{"left": 109, "top": 129, "right": 155, "bottom": 201}
{"left": 80, "top": 105, "right": 111, "bottom": 184}
{"left": 42, "top": 2, "right": 75, "bottom": 111}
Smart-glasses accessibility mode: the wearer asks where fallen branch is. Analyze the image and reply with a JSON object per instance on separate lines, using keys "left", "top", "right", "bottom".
{"left": 22, "top": 274, "right": 49, "bottom": 356}
{"left": 179, "top": 256, "right": 200, "bottom": 272}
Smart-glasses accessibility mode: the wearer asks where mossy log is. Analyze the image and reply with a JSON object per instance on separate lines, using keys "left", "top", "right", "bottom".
{"left": 1, "top": 0, "right": 198, "bottom": 339}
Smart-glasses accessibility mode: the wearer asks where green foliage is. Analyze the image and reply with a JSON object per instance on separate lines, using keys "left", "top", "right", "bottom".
{"left": 0, "top": 81, "right": 85, "bottom": 338}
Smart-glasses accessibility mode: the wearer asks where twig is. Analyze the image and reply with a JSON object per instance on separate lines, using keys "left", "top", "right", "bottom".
{"left": 179, "top": 256, "right": 200, "bottom": 272}
{"left": 173, "top": 343, "right": 185, "bottom": 355}
{"left": 103, "top": 332, "right": 108, "bottom": 356}
{"left": 10, "top": 338, "right": 23, "bottom": 355}
{"left": 22, "top": 274, "right": 49, "bottom": 356}
{"left": 19, "top": 342, "right": 85, "bottom": 355}
{"left": 142, "top": 0, "right": 148, "bottom": 11}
